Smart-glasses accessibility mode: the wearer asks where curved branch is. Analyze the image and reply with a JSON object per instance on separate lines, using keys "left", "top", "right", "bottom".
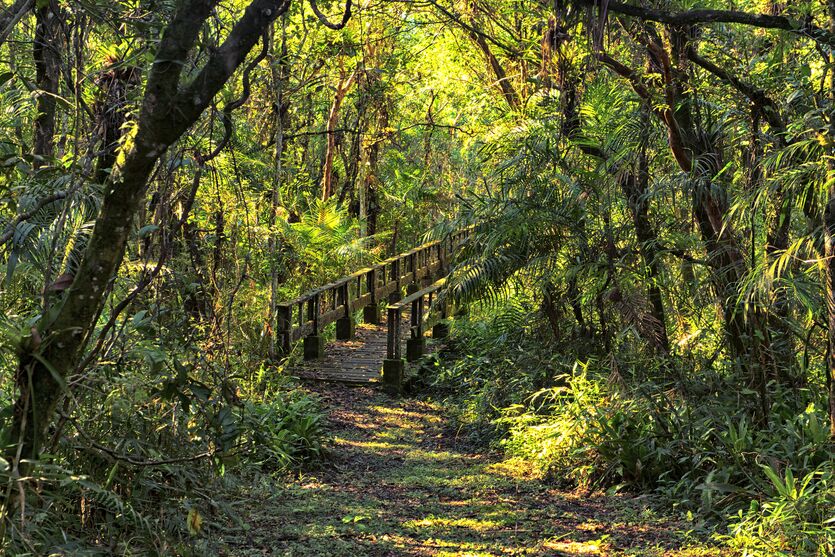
{"left": 0, "top": 0, "right": 32, "bottom": 48}
{"left": 308, "top": 0, "right": 352, "bottom": 30}
{"left": 688, "top": 49, "right": 788, "bottom": 140}
{"left": 205, "top": 31, "right": 270, "bottom": 161}
{"left": 572, "top": 0, "right": 835, "bottom": 46}
{"left": 596, "top": 52, "right": 692, "bottom": 171}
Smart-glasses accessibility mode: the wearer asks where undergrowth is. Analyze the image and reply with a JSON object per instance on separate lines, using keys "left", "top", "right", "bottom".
{"left": 0, "top": 366, "right": 328, "bottom": 556}
{"left": 429, "top": 297, "right": 835, "bottom": 557}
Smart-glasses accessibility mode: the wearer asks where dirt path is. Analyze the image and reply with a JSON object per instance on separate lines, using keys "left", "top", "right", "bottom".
{"left": 220, "top": 386, "right": 722, "bottom": 556}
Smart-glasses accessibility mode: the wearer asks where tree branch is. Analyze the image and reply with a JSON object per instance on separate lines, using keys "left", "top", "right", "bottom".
{"left": 175, "top": 0, "right": 292, "bottom": 135}
{"left": 573, "top": 0, "right": 835, "bottom": 46}
{"left": 596, "top": 52, "right": 692, "bottom": 172}
{"left": 0, "top": 0, "right": 32, "bottom": 48}
{"left": 142, "top": 0, "right": 220, "bottom": 143}
{"left": 469, "top": 27, "right": 520, "bottom": 110}
{"left": 688, "top": 49, "right": 788, "bottom": 139}
{"left": 205, "top": 31, "right": 271, "bottom": 161}
{"left": 308, "top": 0, "right": 352, "bottom": 30}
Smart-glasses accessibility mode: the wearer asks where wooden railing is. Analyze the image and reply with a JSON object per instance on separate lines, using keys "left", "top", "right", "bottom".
{"left": 277, "top": 229, "right": 470, "bottom": 358}
{"left": 381, "top": 278, "right": 450, "bottom": 393}
{"left": 385, "top": 279, "right": 447, "bottom": 362}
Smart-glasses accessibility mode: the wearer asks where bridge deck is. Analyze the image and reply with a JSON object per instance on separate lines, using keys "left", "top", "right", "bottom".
{"left": 288, "top": 312, "right": 438, "bottom": 385}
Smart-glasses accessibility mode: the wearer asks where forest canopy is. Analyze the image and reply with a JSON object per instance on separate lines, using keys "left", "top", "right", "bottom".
{"left": 2, "top": 0, "right": 835, "bottom": 554}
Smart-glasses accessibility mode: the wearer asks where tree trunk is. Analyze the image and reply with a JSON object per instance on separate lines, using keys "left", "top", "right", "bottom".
{"left": 621, "top": 152, "right": 670, "bottom": 355}
{"left": 826, "top": 0, "right": 835, "bottom": 440}
{"left": 9, "top": 0, "right": 289, "bottom": 469}
{"left": 32, "top": 0, "right": 61, "bottom": 166}
{"left": 321, "top": 69, "right": 355, "bottom": 202}
{"left": 267, "top": 20, "right": 289, "bottom": 359}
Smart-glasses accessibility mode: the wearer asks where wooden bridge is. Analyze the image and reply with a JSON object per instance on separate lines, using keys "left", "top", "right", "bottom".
{"left": 277, "top": 230, "right": 470, "bottom": 392}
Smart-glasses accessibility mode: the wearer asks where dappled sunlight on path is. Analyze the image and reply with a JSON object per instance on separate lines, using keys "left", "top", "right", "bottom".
{"left": 220, "top": 386, "right": 721, "bottom": 556}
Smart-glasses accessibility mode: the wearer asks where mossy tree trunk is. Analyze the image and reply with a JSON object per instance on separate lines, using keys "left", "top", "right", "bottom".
{"left": 10, "top": 0, "right": 291, "bottom": 471}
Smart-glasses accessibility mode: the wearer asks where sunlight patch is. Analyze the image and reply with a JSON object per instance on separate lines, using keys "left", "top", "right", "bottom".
{"left": 404, "top": 516, "right": 502, "bottom": 531}
{"left": 542, "top": 539, "right": 602, "bottom": 554}
{"left": 484, "top": 457, "right": 544, "bottom": 480}
{"left": 332, "top": 436, "right": 410, "bottom": 451}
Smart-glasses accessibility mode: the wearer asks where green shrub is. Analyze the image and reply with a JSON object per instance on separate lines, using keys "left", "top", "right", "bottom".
{"left": 432, "top": 300, "right": 835, "bottom": 555}
{"left": 241, "top": 389, "right": 327, "bottom": 471}
{"left": 724, "top": 465, "right": 835, "bottom": 556}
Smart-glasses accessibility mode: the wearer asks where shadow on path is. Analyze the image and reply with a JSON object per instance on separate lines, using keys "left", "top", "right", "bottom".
{"left": 219, "top": 386, "right": 722, "bottom": 556}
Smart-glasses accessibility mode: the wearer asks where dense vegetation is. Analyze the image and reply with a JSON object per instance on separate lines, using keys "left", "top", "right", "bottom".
{"left": 2, "top": 0, "right": 835, "bottom": 554}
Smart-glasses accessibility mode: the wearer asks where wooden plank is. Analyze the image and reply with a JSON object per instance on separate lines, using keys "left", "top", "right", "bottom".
{"left": 389, "top": 278, "right": 446, "bottom": 310}
{"left": 350, "top": 293, "right": 372, "bottom": 311}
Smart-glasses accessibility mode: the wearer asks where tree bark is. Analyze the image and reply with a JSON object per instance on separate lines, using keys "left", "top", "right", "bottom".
{"left": 32, "top": 0, "right": 61, "bottom": 167}
{"left": 321, "top": 68, "right": 355, "bottom": 202}
{"left": 0, "top": 0, "right": 33, "bottom": 48}
{"left": 267, "top": 19, "right": 289, "bottom": 358}
{"left": 622, "top": 142, "right": 670, "bottom": 355}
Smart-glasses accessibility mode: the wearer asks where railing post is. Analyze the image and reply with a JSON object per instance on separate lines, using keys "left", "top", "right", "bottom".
{"left": 364, "top": 268, "right": 381, "bottom": 324}
{"left": 277, "top": 304, "right": 292, "bottom": 355}
{"left": 335, "top": 281, "right": 355, "bottom": 340}
{"left": 406, "top": 252, "right": 419, "bottom": 295}
{"left": 420, "top": 247, "right": 432, "bottom": 287}
{"left": 304, "top": 292, "right": 325, "bottom": 360}
{"left": 407, "top": 294, "right": 426, "bottom": 361}
{"left": 441, "top": 235, "right": 451, "bottom": 276}
{"left": 433, "top": 295, "right": 450, "bottom": 339}
{"left": 389, "top": 259, "right": 401, "bottom": 303}
{"left": 383, "top": 306, "right": 405, "bottom": 395}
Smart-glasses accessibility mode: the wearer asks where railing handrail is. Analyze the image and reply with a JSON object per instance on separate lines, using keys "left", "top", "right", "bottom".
{"left": 276, "top": 228, "right": 472, "bottom": 354}
{"left": 388, "top": 278, "right": 446, "bottom": 311}
{"left": 277, "top": 237, "right": 447, "bottom": 310}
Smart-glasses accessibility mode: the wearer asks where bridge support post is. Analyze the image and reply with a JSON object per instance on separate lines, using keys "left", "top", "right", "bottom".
{"left": 382, "top": 359, "right": 405, "bottom": 395}
{"left": 364, "top": 269, "right": 381, "bottom": 324}
{"left": 304, "top": 294, "right": 325, "bottom": 360}
{"left": 407, "top": 295, "right": 425, "bottom": 361}
{"left": 335, "top": 283, "right": 355, "bottom": 340}
{"left": 432, "top": 323, "right": 449, "bottom": 339}
{"left": 388, "top": 259, "right": 401, "bottom": 303}
{"left": 276, "top": 304, "right": 292, "bottom": 356}
{"left": 363, "top": 304, "right": 381, "bottom": 324}
{"left": 406, "top": 338, "right": 425, "bottom": 362}
{"left": 304, "top": 335, "right": 324, "bottom": 360}
{"left": 384, "top": 305, "right": 405, "bottom": 394}
{"left": 335, "top": 317, "right": 354, "bottom": 340}
{"left": 433, "top": 299, "right": 449, "bottom": 339}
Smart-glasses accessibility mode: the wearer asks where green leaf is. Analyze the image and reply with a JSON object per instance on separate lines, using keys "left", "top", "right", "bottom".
{"left": 189, "top": 382, "right": 211, "bottom": 402}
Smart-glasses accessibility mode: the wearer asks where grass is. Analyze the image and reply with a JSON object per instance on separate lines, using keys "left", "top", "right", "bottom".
{"left": 216, "top": 385, "right": 725, "bottom": 556}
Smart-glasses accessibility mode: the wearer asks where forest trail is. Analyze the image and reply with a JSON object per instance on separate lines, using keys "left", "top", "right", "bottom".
{"left": 289, "top": 320, "right": 393, "bottom": 384}
{"left": 219, "top": 386, "right": 721, "bottom": 556}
